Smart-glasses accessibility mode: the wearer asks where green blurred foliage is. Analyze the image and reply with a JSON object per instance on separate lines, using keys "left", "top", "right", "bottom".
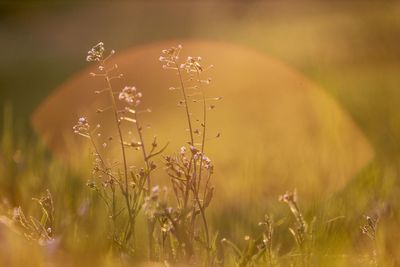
{"left": 1, "top": 101, "right": 400, "bottom": 266}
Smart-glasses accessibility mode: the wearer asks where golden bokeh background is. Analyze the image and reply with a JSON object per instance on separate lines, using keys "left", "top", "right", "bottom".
{"left": 32, "top": 40, "right": 373, "bottom": 207}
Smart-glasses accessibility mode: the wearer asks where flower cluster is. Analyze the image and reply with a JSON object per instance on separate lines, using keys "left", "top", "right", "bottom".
{"left": 159, "top": 45, "right": 182, "bottom": 69}
{"left": 119, "top": 86, "right": 142, "bottom": 106}
{"left": 279, "top": 190, "right": 297, "bottom": 204}
{"left": 166, "top": 146, "right": 214, "bottom": 179}
{"left": 202, "top": 155, "right": 213, "bottom": 171}
{"left": 191, "top": 147, "right": 213, "bottom": 171}
{"left": 361, "top": 215, "right": 379, "bottom": 241}
{"left": 180, "top": 56, "right": 203, "bottom": 73}
{"left": 279, "top": 190, "right": 302, "bottom": 224}
{"left": 279, "top": 190, "right": 309, "bottom": 248}
{"left": 11, "top": 190, "right": 55, "bottom": 246}
{"left": 86, "top": 42, "right": 105, "bottom": 62}
{"left": 73, "top": 117, "right": 90, "bottom": 135}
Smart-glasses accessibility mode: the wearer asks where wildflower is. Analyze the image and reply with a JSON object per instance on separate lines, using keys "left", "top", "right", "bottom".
{"left": 189, "top": 145, "right": 198, "bottom": 154}
{"left": 279, "top": 190, "right": 297, "bottom": 204}
{"left": 202, "top": 156, "right": 210, "bottom": 163}
{"left": 180, "top": 146, "right": 186, "bottom": 155}
{"left": 279, "top": 190, "right": 302, "bottom": 221}
{"left": 202, "top": 155, "right": 213, "bottom": 173}
{"left": 193, "top": 151, "right": 202, "bottom": 161}
{"left": 73, "top": 117, "right": 90, "bottom": 135}
{"left": 159, "top": 45, "right": 182, "bottom": 69}
{"left": 151, "top": 185, "right": 160, "bottom": 195}
{"left": 119, "top": 86, "right": 142, "bottom": 106}
{"left": 361, "top": 215, "right": 379, "bottom": 240}
{"left": 180, "top": 56, "right": 203, "bottom": 73}
{"left": 86, "top": 42, "right": 105, "bottom": 62}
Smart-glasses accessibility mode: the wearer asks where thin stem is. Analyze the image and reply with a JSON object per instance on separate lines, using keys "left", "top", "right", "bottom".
{"left": 88, "top": 132, "right": 117, "bottom": 239}
{"left": 194, "top": 187, "right": 210, "bottom": 250}
{"left": 197, "top": 71, "right": 207, "bottom": 191}
{"left": 88, "top": 133, "right": 105, "bottom": 168}
{"left": 184, "top": 157, "right": 195, "bottom": 210}
{"left": 194, "top": 71, "right": 210, "bottom": 252}
{"left": 133, "top": 111, "right": 155, "bottom": 260}
{"left": 112, "top": 185, "right": 116, "bottom": 236}
{"left": 174, "top": 60, "right": 196, "bottom": 215}
{"left": 267, "top": 241, "right": 273, "bottom": 267}
{"left": 103, "top": 66, "right": 133, "bottom": 243}
{"left": 133, "top": 112, "right": 151, "bottom": 191}
{"left": 175, "top": 62, "right": 194, "bottom": 145}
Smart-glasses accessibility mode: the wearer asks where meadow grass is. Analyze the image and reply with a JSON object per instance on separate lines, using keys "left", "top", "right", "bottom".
{"left": 0, "top": 43, "right": 399, "bottom": 267}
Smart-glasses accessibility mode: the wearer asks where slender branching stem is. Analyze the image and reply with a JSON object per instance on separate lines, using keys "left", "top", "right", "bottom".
{"left": 133, "top": 112, "right": 151, "bottom": 191}
{"left": 133, "top": 111, "right": 155, "bottom": 259}
{"left": 88, "top": 132, "right": 117, "bottom": 239}
{"left": 104, "top": 67, "right": 133, "bottom": 242}
{"left": 175, "top": 61, "right": 194, "bottom": 145}
{"left": 193, "top": 185, "right": 210, "bottom": 250}
{"left": 173, "top": 60, "right": 195, "bottom": 213}
{"left": 197, "top": 71, "right": 207, "bottom": 191}
{"left": 195, "top": 71, "right": 211, "bottom": 253}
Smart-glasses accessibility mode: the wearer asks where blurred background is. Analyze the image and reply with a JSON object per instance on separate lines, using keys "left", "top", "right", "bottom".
{"left": 1, "top": 0, "right": 400, "bottom": 161}
{"left": 1, "top": 1, "right": 400, "bottom": 265}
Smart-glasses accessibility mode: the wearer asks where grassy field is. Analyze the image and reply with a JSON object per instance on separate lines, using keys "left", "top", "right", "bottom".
{"left": 1, "top": 1, "right": 400, "bottom": 266}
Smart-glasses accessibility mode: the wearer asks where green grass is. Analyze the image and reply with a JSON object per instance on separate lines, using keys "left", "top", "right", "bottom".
{"left": 1, "top": 97, "right": 400, "bottom": 267}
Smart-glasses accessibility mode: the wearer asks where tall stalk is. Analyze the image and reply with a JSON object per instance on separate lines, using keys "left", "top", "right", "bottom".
{"left": 103, "top": 68, "right": 134, "bottom": 242}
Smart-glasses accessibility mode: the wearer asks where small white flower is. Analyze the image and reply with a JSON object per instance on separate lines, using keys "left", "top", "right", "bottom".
{"left": 86, "top": 42, "right": 105, "bottom": 62}
{"left": 119, "top": 86, "right": 142, "bottom": 106}
{"left": 180, "top": 146, "right": 186, "bottom": 155}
